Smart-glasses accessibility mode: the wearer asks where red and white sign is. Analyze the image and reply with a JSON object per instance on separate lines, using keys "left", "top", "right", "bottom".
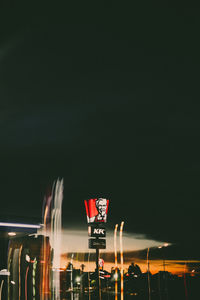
{"left": 84, "top": 198, "right": 109, "bottom": 223}
{"left": 99, "top": 258, "right": 104, "bottom": 268}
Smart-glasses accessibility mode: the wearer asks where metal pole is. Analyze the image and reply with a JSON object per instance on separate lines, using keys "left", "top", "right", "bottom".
{"left": 183, "top": 261, "right": 188, "bottom": 300}
{"left": 158, "top": 272, "right": 162, "bottom": 300}
{"left": 96, "top": 245, "right": 101, "bottom": 300}
{"left": 70, "top": 254, "right": 74, "bottom": 300}
{"left": 88, "top": 252, "right": 91, "bottom": 300}
{"left": 119, "top": 221, "right": 124, "bottom": 300}
{"left": 147, "top": 248, "right": 151, "bottom": 300}
{"left": 114, "top": 224, "right": 118, "bottom": 300}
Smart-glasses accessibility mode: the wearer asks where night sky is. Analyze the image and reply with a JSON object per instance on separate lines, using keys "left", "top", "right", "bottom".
{"left": 1, "top": 1, "right": 200, "bottom": 252}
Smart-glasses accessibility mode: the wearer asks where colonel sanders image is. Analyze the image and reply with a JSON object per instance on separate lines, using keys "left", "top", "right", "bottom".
{"left": 90, "top": 198, "right": 107, "bottom": 223}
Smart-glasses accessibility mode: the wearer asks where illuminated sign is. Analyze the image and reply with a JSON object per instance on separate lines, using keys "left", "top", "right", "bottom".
{"left": 99, "top": 258, "right": 104, "bottom": 268}
{"left": 88, "top": 225, "right": 106, "bottom": 237}
{"left": 84, "top": 198, "right": 109, "bottom": 223}
{"left": 89, "top": 238, "right": 106, "bottom": 249}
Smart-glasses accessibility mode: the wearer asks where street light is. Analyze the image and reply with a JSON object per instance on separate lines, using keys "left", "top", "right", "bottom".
{"left": 75, "top": 276, "right": 81, "bottom": 283}
{"left": 8, "top": 232, "right": 16, "bottom": 236}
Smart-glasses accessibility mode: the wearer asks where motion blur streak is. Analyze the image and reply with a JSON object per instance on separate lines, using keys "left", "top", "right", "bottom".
{"left": 114, "top": 224, "right": 118, "bottom": 300}
{"left": 40, "top": 178, "right": 64, "bottom": 300}
{"left": 7, "top": 247, "right": 12, "bottom": 300}
{"left": 41, "top": 204, "right": 49, "bottom": 300}
{"left": 51, "top": 179, "right": 63, "bottom": 300}
{"left": 0, "top": 222, "right": 41, "bottom": 228}
{"left": 25, "top": 266, "right": 29, "bottom": 300}
{"left": 120, "top": 221, "right": 124, "bottom": 300}
{"left": 6, "top": 179, "right": 64, "bottom": 300}
{"left": 32, "top": 258, "right": 37, "bottom": 300}
{"left": 18, "top": 245, "right": 22, "bottom": 300}
{"left": 0, "top": 280, "right": 4, "bottom": 300}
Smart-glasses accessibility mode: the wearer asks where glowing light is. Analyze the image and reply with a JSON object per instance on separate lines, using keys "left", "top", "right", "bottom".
{"left": 0, "top": 269, "right": 10, "bottom": 275}
{"left": 11, "top": 281, "right": 15, "bottom": 285}
{"left": 25, "top": 255, "right": 30, "bottom": 262}
{"left": 8, "top": 232, "right": 16, "bottom": 236}
{"left": 158, "top": 243, "right": 169, "bottom": 249}
{"left": 0, "top": 222, "right": 41, "bottom": 229}
{"left": 75, "top": 276, "right": 81, "bottom": 283}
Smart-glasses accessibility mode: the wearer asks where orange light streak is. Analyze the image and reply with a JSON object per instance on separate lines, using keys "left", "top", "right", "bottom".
{"left": 120, "top": 221, "right": 124, "bottom": 300}
{"left": 25, "top": 266, "right": 29, "bottom": 300}
{"left": 42, "top": 205, "right": 48, "bottom": 300}
{"left": 114, "top": 224, "right": 118, "bottom": 300}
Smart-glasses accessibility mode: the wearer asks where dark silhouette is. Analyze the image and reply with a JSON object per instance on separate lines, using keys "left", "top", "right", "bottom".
{"left": 128, "top": 262, "right": 142, "bottom": 276}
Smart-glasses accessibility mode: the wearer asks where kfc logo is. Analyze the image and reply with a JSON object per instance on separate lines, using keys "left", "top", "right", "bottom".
{"left": 84, "top": 198, "right": 109, "bottom": 223}
{"left": 94, "top": 228, "right": 105, "bottom": 234}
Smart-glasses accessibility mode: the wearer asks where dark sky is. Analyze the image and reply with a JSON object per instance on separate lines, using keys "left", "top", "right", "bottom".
{"left": 1, "top": 1, "right": 200, "bottom": 248}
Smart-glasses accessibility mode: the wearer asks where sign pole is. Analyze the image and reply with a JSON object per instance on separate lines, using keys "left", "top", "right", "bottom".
{"left": 114, "top": 224, "right": 118, "bottom": 300}
{"left": 84, "top": 198, "right": 109, "bottom": 300}
{"left": 96, "top": 245, "right": 101, "bottom": 300}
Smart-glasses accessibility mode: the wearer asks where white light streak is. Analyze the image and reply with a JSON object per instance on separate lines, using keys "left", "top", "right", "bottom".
{"left": 0, "top": 222, "right": 41, "bottom": 229}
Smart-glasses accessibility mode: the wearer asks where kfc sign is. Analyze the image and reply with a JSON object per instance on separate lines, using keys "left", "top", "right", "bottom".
{"left": 88, "top": 225, "right": 106, "bottom": 237}
{"left": 94, "top": 228, "right": 105, "bottom": 235}
{"left": 84, "top": 198, "right": 109, "bottom": 223}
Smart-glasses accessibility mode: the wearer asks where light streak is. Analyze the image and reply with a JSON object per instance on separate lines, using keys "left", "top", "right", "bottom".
{"left": 7, "top": 247, "right": 12, "bottom": 300}
{"left": 0, "top": 280, "right": 4, "bottom": 300}
{"left": 114, "top": 224, "right": 118, "bottom": 300}
{"left": 42, "top": 205, "right": 48, "bottom": 300}
{"left": 51, "top": 179, "right": 63, "bottom": 300}
{"left": 25, "top": 266, "right": 29, "bottom": 300}
{"left": 32, "top": 258, "right": 37, "bottom": 300}
{"left": 0, "top": 222, "right": 41, "bottom": 229}
{"left": 120, "top": 221, "right": 124, "bottom": 300}
{"left": 18, "top": 245, "right": 23, "bottom": 300}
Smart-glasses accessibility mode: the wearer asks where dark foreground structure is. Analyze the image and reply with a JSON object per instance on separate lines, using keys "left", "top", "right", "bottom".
{"left": 1, "top": 234, "right": 200, "bottom": 300}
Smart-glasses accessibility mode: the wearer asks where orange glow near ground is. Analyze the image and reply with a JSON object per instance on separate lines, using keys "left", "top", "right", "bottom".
{"left": 61, "top": 254, "right": 200, "bottom": 276}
